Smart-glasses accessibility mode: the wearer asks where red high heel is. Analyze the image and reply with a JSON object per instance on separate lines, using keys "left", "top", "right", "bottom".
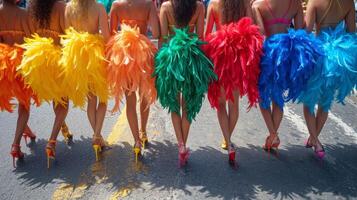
{"left": 263, "top": 133, "right": 280, "bottom": 152}
{"left": 178, "top": 143, "right": 189, "bottom": 168}
{"left": 46, "top": 140, "right": 56, "bottom": 168}
{"left": 10, "top": 144, "right": 24, "bottom": 168}
{"left": 23, "top": 126, "right": 36, "bottom": 145}
{"left": 228, "top": 144, "right": 237, "bottom": 167}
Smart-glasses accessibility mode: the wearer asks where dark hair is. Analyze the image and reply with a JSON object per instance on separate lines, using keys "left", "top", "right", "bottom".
{"left": 171, "top": 0, "right": 197, "bottom": 27}
{"left": 220, "top": 0, "right": 246, "bottom": 24}
{"left": 29, "top": 0, "right": 57, "bottom": 28}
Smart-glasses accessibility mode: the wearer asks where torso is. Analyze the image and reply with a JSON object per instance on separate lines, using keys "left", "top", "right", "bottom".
{"left": 31, "top": 1, "right": 66, "bottom": 45}
{"left": 111, "top": 0, "right": 153, "bottom": 34}
{"left": 0, "top": 3, "right": 30, "bottom": 45}
{"left": 253, "top": 0, "right": 302, "bottom": 36}
{"left": 313, "top": 0, "right": 352, "bottom": 31}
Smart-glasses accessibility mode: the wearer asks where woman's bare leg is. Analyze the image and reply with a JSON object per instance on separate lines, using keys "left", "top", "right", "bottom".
{"left": 12, "top": 104, "right": 30, "bottom": 145}
{"left": 125, "top": 92, "right": 140, "bottom": 144}
{"left": 49, "top": 100, "right": 69, "bottom": 141}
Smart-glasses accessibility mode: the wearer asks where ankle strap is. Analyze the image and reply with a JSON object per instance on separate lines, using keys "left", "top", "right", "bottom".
{"left": 12, "top": 144, "right": 21, "bottom": 147}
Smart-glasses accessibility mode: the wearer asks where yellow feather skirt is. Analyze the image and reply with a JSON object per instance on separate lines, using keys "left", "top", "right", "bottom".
{"left": 106, "top": 25, "right": 157, "bottom": 112}
{"left": 17, "top": 34, "right": 65, "bottom": 105}
{"left": 60, "top": 28, "right": 108, "bottom": 108}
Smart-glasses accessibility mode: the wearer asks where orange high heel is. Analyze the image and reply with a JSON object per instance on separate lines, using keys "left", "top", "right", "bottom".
{"left": 263, "top": 133, "right": 280, "bottom": 153}
{"left": 10, "top": 144, "right": 24, "bottom": 168}
{"left": 22, "top": 126, "right": 36, "bottom": 145}
{"left": 61, "top": 123, "right": 73, "bottom": 143}
{"left": 46, "top": 140, "right": 56, "bottom": 168}
{"left": 133, "top": 141, "right": 142, "bottom": 163}
{"left": 140, "top": 130, "right": 148, "bottom": 149}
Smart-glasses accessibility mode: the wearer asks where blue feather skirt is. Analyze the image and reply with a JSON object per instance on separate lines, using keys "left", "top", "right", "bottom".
{"left": 298, "top": 22, "right": 357, "bottom": 114}
{"left": 259, "top": 29, "right": 324, "bottom": 110}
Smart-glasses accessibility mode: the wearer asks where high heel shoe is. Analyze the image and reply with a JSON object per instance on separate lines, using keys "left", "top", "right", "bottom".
{"left": 92, "top": 135, "right": 107, "bottom": 162}
{"left": 10, "top": 144, "right": 24, "bottom": 168}
{"left": 178, "top": 143, "right": 189, "bottom": 168}
{"left": 61, "top": 123, "right": 73, "bottom": 143}
{"left": 23, "top": 126, "right": 36, "bottom": 145}
{"left": 228, "top": 144, "right": 237, "bottom": 167}
{"left": 133, "top": 141, "right": 142, "bottom": 163}
{"left": 140, "top": 130, "right": 148, "bottom": 149}
{"left": 221, "top": 139, "right": 228, "bottom": 150}
{"left": 305, "top": 136, "right": 313, "bottom": 148}
{"left": 263, "top": 133, "right": 280, "bottom": 152}
{"left": 313, "top": 142, "right": 325, "bottom": 159}
{"left": 46, "top": 140, "right": 56, "bottom": 169}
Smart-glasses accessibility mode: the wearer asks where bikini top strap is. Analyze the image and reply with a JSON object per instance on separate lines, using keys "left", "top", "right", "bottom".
{"left": 282, "top": 0, "right": 292, "bottom": 18}
{"left": 264, "top": 0, "right": 292, "bottom": 19}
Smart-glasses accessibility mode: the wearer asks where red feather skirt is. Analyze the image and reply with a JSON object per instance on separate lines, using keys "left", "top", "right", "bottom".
{"left": 204, "top": 17, "right": 263, "bottom": 110}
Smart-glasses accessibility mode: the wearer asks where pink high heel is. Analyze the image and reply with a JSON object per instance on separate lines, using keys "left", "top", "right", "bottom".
{"left": 314, "top": 145, "right": 325, "bottom": 159}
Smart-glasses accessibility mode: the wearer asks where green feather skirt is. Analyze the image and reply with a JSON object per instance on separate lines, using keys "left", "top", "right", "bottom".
{"left": 154, "top": 28, "right": 217, "bottom": 122}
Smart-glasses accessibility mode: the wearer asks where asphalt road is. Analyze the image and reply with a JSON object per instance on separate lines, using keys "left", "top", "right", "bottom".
{"left": 0, "top": 96, "right": 357, "bottom": 200}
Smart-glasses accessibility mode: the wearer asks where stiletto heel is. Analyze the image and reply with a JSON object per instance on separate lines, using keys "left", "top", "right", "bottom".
{"left": 133, "top": 141, "right": 142, "bottom": 163}
{"left": 314, "top": 144, "right": 325, "bottom": 159}
{"left": 263, "top": 133, "right": 280, "bottom": 153}
{"left": 46, "top": 140, "right": 56, "bottom": 169}
{"left": 61, "top": 123, "right": 73, "bottom": 143}
{"left": 10, "top": 144, "right": 24, "bottom": 168}
{"left": 227, "top": 143, "right": 237, "bottom": 168}
{"left": 178, "top": 143, "right": 188, "bottom": 168}
{"left": 140, "top": 131, "right": 148, "bottom": 149}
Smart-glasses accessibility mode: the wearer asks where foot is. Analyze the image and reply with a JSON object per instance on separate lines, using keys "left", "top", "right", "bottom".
{"left": 313, "top": 139, "right": 325, "bottom": 159}
{"left": 46, "top": 140, "right": 56, "bottom": 168}
{"left": 305, "top": 136, "right": 313, "bottom": 148}
{"left": 133, "top": 140, "right": 142, "bottom": 163}
{"left": 228, "top": 143, "right": 237, "bottom": 167}
{"left": 61, "top": 123, "right": 73, "bottom": 143}
{"left": 263, "top": 133, "right": 280, "bottom": 152}
{"left": 178, "top": 143, "right": 188, "bottom": 168}
{"left": 23, "top": 126, "right": 36, "bottom": 144}
{"left": 140, "top": 130, "right": 148, "bottom": 149}
{"left": 221, "top": 139, "right": 228, "bottom": 150}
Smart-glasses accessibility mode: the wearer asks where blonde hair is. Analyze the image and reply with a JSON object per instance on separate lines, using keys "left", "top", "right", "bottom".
{"left": 67, "top": 0, "right": 95, "bottom": 20}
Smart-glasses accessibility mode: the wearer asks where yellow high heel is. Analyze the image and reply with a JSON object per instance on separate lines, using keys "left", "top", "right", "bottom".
{"left": 221, "top": 139, "right": 228, "bottom": 150}
{"left": 140, "top": 130, "right": 148, "bottom": 149}
{"left": 133, "top": 141, "right": 142, "bottom": 163}
{"left": 92, "top": 135, "right": 106, "bottom": 161}
{"left": 61, "top": 123, "right": 73, "bottom": 143}
{"left": 46, "top": 140, "right": 56, "bottom": 169}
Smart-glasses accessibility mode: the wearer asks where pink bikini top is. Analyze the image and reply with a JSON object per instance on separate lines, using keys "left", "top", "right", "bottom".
{"left": 263, "top": 0, "right": 292, "bottom": 28}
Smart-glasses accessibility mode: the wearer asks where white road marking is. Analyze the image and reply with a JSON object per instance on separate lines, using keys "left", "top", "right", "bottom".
{"left": 329, "top": 112, "right": 357, "bottom": 143}
{"left": 285, "top": 106, "right": 308, "bottom": 134}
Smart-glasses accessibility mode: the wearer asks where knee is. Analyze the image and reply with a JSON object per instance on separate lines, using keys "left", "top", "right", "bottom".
{"left": 218, "top": 99, "right": 226, "bottom": 110}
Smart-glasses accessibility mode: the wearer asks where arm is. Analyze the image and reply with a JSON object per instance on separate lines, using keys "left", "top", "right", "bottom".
{"left": 148, "top": 1, "right": 160, "bottom": 39}
{"left": 109, "top": 2, "right": 120, "bottom": 34}
{"left": 204, "top": 1, "right": 215, "bottom": 38}
{"left": 252, "top": 2, "right": 266, "bottom": 35}
{"left": 196, "top": 2, "right": 205, "bottom": 39}
{"left": 64, "top": 4, "right": 71, "bottom": 30}
{"left": 305, "top": 0, "right": 316, "bottom": 32}
{"left": 294, "top": 0, "right": 305, "bottom": 29}
{"left": 159, "top": 4, "right": 169, "bottom": 43}
{"left": 98, "top": 4, "right": 110, "bottom": 42}
{"left": 345, "top": 0, "right": 356, "bottom": 33}
{"left": 59, "top": 2, "right": 66, "bottom": 33}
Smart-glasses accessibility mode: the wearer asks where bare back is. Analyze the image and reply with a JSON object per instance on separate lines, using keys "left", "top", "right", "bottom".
{"left": 65, "top": 1, "right": 110, "bottom": 41}
{"left": 110, "top": 0, "right": 160, "bottom": 38}
{"left": 252, "top": 0, "right": 304, "bottom": 36}
{"left": 0, "top": 2, "right": 31, "bottom": 44}
{"left": 159, "top": 1, "right": 205, "bottom": 39}
{"left": 306, "top": 0, "right": 355, "bottom": 33}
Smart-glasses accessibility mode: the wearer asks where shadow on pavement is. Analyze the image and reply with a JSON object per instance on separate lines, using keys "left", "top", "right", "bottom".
{"left": 13, "top": 138, "right": 357, "bottom": 199}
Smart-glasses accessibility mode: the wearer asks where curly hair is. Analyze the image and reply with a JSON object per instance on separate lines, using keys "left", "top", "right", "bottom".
{"left": 67, "top": 0, "right": 95, "bottom": 20}
{"left": 29, "top": 0, "right": 57, "bottom": 28}
{"left": 171, "top": 0, "right": 197, "bottom": 27}
{"left": 220, "top": 0, "right": 246, "bottom": 24}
